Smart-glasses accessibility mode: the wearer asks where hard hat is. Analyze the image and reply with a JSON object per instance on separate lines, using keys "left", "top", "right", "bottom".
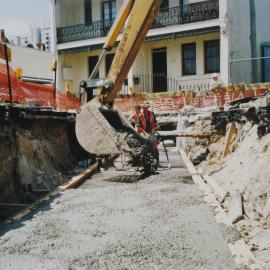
{"left": 141, "top": 101, "right": 150, "bottom": 108}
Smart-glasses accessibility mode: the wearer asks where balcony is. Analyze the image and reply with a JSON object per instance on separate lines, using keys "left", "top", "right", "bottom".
{"left": 57, "top": 0, "right": 219, "bottom": 44}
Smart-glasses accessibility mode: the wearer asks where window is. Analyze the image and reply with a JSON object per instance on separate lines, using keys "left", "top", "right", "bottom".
{"left": 180, "top": 0, "right": 189, "bottom": 6}
{"left": 205, "top": 40, "right": 220, "bottom": 73}
{"left": 262, "top": 43, "right": 270, "bottom": 82}
{"left": 85, "top": 0, "right": 92, "bottom": 24}
{"left": 182, "top": 43, "right": 196, "bottom": 75}
{"left": 102, "top": 1, "right": 117, "bottom": 24}
{"left": 160, "top": 0, "right": 169, "bottom": 12}
{"left": 180, "top": 0, "right": 189, "bottom": 13}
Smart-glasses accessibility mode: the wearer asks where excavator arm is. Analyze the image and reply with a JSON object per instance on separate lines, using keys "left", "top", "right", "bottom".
{"left": 76, "top": 0, "right": 163, "bottom": 174}
{"left": 105, "top": 0, "right": 162, "bottom": 104}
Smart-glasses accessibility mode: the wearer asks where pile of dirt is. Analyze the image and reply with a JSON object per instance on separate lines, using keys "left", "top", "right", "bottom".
{"left": 203, "top": 123, "right": 270, "bottom": 223}
{"left": 183, "top": 97, "right": 270, "bottom": 266}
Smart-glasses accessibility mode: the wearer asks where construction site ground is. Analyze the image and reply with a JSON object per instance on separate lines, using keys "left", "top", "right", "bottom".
{"left": 0, "top": 149, "right": 238, "bottom": 270}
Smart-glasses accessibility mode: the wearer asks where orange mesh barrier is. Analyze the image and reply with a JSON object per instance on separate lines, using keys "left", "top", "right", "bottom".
{"left": 0, "top": 64, "right": 80, "bottom": 110}
{"left": 1, "top": 64, "right": 268, "bottom": 113}
{"left": 115, "top": 88, "right": 268, "bottom": 113}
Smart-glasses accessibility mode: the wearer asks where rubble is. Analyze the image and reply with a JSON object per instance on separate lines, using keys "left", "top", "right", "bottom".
{"left": 189, "top": 146, "right": 209, "bottom": 165}
{"left": 181, "top": 94, "right": 270, "bottom": 268}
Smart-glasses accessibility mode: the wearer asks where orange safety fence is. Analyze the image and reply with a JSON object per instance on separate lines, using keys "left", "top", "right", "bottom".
{"left": 115, "top": 86, "right": 269, "bottom": 113}
{"left": 1, "top": 64, "right": 269, "bottom": 113}
{"left": 0, "top": 64, "right": 80, "bottom": 110}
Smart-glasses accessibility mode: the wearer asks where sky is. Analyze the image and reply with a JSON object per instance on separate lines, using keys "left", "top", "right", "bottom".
{"left": 0, "top": 0, "right": 50, "bottom": 37}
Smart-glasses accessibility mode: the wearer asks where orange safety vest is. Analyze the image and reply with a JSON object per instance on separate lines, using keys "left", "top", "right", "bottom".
{"left": 138, "top": 111, "right": 157, "bottom": 132}
{"left": 130, "top": 113, "right": 140, "bottom": 124}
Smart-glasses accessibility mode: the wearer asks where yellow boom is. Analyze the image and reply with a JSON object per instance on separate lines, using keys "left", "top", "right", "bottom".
{"left": 76, "top": 0, "right": 163, "bottom": 157}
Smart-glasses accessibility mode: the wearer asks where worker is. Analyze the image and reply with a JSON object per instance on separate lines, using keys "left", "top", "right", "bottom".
{"left": 210, "top": 73, "right": 224, "bottom": 90}
{"left": 136, "top": 101, "right": 158, "bottom": 152}
{"left": 36, "top": 42, "right": 46, "bottom": 51}
{"left": 128, "top": 105, "right": 141, "bottom": 127}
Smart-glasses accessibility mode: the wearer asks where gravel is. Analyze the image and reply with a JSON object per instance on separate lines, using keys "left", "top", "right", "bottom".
{"left": 0, "top": 163, "right": 237, "bottom": 270}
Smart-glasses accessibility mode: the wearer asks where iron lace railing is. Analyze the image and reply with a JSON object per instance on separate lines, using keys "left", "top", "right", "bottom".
{"left": 57, "top": 0, "right": 219, "bottom": 44}
{"left": 57, "top": 20, "right": 114, "bottom": 44}
{"left": 153, "top": 0, "right": 219, "bottom": 28}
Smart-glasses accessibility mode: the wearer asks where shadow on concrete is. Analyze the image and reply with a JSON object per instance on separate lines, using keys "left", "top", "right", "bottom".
{"left": 0, "top": 192, "right": 61, "bottom": 237}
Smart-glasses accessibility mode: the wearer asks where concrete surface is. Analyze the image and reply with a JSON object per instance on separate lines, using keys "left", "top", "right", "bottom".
{"left": 0, "top": 149, "right": 237, "bottom": 270}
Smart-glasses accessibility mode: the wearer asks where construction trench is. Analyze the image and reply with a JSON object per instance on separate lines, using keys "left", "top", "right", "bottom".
{"left": 0, "top": 93, "right": 270, "bottom": 269}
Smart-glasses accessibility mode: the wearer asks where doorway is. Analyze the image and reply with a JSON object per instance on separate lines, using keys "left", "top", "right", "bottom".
{"left": 152, "top": 47, "right": 167, "bottom": 92}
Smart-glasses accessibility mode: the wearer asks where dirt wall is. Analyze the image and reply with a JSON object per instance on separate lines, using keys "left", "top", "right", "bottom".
{"left": 0, "top": 113, "right": 88, "bottom": 203}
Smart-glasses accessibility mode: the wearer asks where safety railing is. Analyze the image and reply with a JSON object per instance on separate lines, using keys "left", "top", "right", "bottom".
{"left": 57, "top": 20, "right": 114, "bottom": 44}
{"left": 153, "top": 0, "right": 219, "bottom": 28}
{"left": 57, "top": 0, "right": 219, "bottom": 44}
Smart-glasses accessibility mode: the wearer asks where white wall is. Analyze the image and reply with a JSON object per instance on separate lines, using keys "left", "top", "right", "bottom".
{"left": 227, "top": 0, "right": 270, "bottom": 83}
{"left": 9, "top": 45, "right": 54, "bottom": 80}
{"left": 58, "top": 0, "right": 84, "bottom": 27}
{"left": 219, "top": 0, "right": 229, "bottom": 85}
{"left": 49, "top": 0, "right": 57, "bottom": 52}
{"left": 57, "top": 32, "right": 220, "bottom": 94}
{"left": 57, "top": 47, "right": 120, "bottom": 92}
{"left": 132, "top": 32, "right": 220, "bottom": 92}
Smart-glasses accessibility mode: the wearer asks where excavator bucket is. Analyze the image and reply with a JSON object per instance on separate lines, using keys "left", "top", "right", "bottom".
{"left": 76, "top": 100, "right": 159, "bottom": 175}
{"left": 75, "top": 100, "right": 131, "bottom": 156}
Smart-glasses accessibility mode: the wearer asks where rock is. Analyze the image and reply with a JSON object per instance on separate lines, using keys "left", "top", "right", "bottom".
{"left": 190, "top": 146, "right": 209, "bottom": 165}
{"left": 228, "top": 191, "right": 243, "bottom": 224}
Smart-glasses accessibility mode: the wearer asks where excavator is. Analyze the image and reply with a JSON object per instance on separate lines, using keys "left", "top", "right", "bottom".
{"left": 76, "top": 0, "right": 163, "bottom": 176}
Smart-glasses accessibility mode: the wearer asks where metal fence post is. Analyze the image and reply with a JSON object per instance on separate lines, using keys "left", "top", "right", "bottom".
{"left": 4, "top": 44, "right": 13, "bottom": 107}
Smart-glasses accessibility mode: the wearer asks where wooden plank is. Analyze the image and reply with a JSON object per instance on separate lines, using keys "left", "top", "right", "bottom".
{"left": 222, "top": 122, "right": 237, "bottom": 158}
{"left": 179, "top": 148, "right": 199, "bottom": 175}
{"left": 228, "top": 191, "right": 243, "bottom": 224}
{"left": 59, "top": 163, "right": 98, "bottom": 190}
{"left": 203, "top": 174, "right": 229, "bottom": 203}
{"left": 179, "top": 148, "right": 230, "bottom": 224}
{"left": 158, "top": 131, "right": 213, "bottom": 138}
{"left": 0, "top": 189, "right": 60, "bottom": 225}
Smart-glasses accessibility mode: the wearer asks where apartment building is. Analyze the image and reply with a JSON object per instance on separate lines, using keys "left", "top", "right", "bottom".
{"left": 50, "top": 0, "right": 270, "bottom": 95}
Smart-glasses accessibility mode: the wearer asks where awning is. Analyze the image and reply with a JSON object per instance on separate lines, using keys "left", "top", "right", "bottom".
{"left": 58, "top": 26, "right": 220, "bottom": 54}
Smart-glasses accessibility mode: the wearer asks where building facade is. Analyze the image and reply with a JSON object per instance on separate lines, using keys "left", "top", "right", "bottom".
{"left": 50, "top": 0, "right": 270, "bottom": 95}
{"left": 8, "top": 21, "right": 52, "bottom": 52}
